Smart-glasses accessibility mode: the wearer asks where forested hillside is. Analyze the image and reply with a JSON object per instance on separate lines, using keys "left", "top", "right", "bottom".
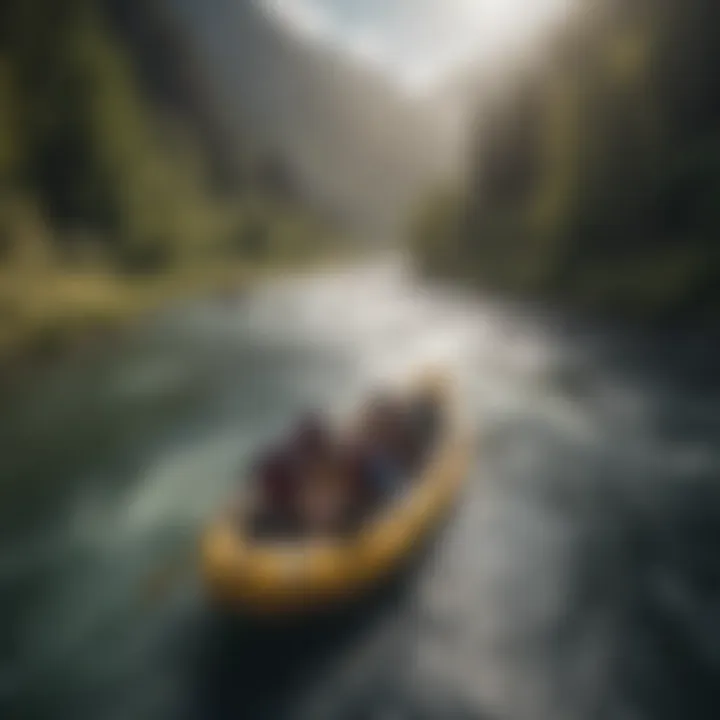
{"left": 0, "top": 0, "right": 330, "bottom": 361}
{"left": 0, "top": 0, "right": 329, "bottom": 270}
{"left": 411, "top": 0, "right": 720, "bottom": 320}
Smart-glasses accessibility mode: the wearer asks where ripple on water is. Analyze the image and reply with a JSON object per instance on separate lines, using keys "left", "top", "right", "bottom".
{"left": 2, "top": 264, "right": 719, "bottom": 720}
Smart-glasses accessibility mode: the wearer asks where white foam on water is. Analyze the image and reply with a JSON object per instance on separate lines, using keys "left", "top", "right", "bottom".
{"left": 6, "top": 261, "right": 646, "bottom": 719}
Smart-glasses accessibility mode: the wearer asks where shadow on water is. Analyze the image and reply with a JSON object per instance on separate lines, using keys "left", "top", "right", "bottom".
{"left": 183, "top": 513, "right": 490, "bottom": 720}
{"left": 609, "top": 481, "right": 720, "bottom": 720}
{"left": 186, "top": 611, "right": 491, "bottom": 720}
{"left": 187, "top": 603, "right": 389, "bottom": 720}
{"left": 184, "top": 578, "right": 408, "bottom": 719}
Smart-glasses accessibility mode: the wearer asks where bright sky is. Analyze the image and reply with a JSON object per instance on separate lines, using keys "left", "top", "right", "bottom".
{"left": 261, "top": 0, "right": 573, "bottom": 93}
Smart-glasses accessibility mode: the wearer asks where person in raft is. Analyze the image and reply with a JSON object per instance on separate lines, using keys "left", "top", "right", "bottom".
{"left": 349, "top": 392, "right": 409, "bottom": 502}
{"left": 253, "top": 395, "right": 422, "bottom": 536}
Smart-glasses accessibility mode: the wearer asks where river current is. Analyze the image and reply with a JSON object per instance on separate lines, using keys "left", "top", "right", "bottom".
{"left": 1, "top": 262, "right": 718, "bottom": 720}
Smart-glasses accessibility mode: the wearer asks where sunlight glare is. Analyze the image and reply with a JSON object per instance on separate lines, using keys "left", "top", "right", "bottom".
{"left": 262, "top": 0, "right": 575, "bottom": 93}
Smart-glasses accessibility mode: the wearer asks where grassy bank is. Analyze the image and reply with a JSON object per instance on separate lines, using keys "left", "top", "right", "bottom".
{"left": 0, "top": 256, "right": 340, "bottom": 370}
{"left": 0, "top": 0, "right": 348, "bottom": 373}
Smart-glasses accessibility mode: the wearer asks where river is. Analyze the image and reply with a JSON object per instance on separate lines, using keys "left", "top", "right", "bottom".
{"left": 1, "top": 262, "right": 718, "bottom": 720}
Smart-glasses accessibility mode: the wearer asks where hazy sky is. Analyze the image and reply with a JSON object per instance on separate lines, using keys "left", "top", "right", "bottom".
{"left": 262, "top": 0, "right": 573, "bottom": 92}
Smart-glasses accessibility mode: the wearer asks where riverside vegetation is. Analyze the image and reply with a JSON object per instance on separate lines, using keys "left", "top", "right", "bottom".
{"left": 0, "top": 0, "right": 337, "bottom": 365}
{"left": 410, "top": 0, "right": 720, "bottom": 322}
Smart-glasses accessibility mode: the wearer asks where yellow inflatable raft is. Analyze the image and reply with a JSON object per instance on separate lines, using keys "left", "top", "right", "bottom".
{"left": 200, "top": 373, "right": 471, "bottom": 616}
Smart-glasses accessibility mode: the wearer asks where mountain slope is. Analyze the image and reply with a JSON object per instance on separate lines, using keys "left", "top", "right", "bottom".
{"left": 166, "top": 0, "right": 454, "bottom": 237}
{"left": 0, "top": 0, "right": 329, "bottom": 270}
{"left": 410, "top": 0, "right": 720, "bottom": 320}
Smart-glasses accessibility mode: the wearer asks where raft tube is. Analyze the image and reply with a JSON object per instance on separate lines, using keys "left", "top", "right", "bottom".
{"left": 200, "top": 372, "right": 472, "bottom": 617}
